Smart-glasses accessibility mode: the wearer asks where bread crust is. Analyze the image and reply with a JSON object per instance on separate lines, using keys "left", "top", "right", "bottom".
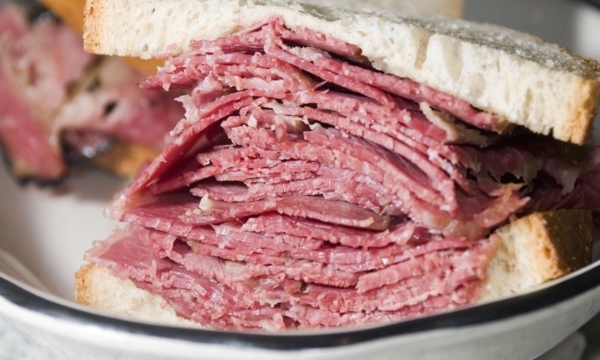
{"left": 83, "top": 0, "right": 600, "bottom": 144}
{"left": 480, "top": 210, "right": 593, "bottom": 302}
{"left": 75, "top": 263, "right": 199, "bottom": 327}
{"left": 536, "top": 210, "right": 593, "bottom": 273}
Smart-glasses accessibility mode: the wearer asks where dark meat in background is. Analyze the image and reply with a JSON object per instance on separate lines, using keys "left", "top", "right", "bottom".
{"left": 0, "top": 3, "right": 184, "bottom": 186}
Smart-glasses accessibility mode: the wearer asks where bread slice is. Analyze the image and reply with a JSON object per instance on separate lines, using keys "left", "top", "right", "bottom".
{"left": 480, "top": 209, "right": 593, "bottom": 302}
{"left": 41, "top": 0, "right": 462, "bottom": 76}
{"left": 83, "top": 0, "right": 600, "bottom": 145}
{"left": 75, "top": 210, "right": 593, "bottom": 327}
{"left": 42, "top": 0, "right": 462, "bottom": 34}
{"left": 75, "top": 263, "right": 198, "bottom": 327}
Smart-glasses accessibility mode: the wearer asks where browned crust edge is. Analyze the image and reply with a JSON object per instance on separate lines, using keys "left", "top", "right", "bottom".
{"left": 74, "top": 262, "right": 96, "bottom": 307}
{"left": 83, "top": 0, "right": 103, "bottom": 54}
{"left": 533, "top": 209, "right": 593, "bottom": 276}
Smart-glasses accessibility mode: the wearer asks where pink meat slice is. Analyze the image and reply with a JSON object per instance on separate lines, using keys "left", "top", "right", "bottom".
{"left": 525, "top": 148, "right": 600, "bottom": 226}
{"left": 242, "top": 214, "right": 422, "bottom": 248}
{"left": 180, "top": 195, "right": 390, "bottom": 230}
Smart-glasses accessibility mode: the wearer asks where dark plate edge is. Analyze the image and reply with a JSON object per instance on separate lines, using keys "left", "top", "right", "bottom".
{"left": 1, "top": 262, "right": 600, "bottom": 351}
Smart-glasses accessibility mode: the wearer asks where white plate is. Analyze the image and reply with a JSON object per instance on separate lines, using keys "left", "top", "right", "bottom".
{"left": 1, "top": 1, "right": 600, "bottom": 359}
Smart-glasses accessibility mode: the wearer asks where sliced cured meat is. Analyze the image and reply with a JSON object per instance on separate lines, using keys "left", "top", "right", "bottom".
{"left": 87, "top": 17, "right": 592, "bottom": 332}
{"left": 87, "top": 227, "right": 493, "bottom": 328}
{"left": 180, "top": 195, "right": 389, "bottom": 230}
{"left": 212, "top": 222, "right": 324, "bottom": 250}
{"left": 524, "top": 148, "right": 600, "bottom": 225}
{"left": 268, "top": 22, "right": 509, "bottom": 132}
{"left": 242, "top": 214, "right": 421, "bottom": 248}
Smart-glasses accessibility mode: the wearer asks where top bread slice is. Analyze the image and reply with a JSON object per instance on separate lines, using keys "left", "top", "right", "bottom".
{"left": 74, "top": 209, "right": 594, "bottom": 327}
{"left": 83, "top": 0, "right": 600, "bottom": 145}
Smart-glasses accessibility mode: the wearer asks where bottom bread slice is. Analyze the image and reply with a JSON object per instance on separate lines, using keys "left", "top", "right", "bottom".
{"left": 480, "top": 209, "right": 592, "bottom": 302}
{"left": 75, "top": 210, "right": 593, "bottom": 328}
{"left": 75, "top": 262, "right": 198, "bottom": 327}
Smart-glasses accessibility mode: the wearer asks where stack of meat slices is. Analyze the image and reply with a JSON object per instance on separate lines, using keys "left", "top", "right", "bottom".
{"left": 85, "top": 18, "right": 598, "bottom": 330}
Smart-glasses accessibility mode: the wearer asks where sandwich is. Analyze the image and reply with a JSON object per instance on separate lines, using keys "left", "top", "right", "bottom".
{"left": 76, "top": 0, "right": 600, "bottom": 330}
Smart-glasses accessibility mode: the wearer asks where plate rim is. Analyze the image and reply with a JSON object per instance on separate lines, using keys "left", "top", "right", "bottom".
{"left": 1, "top": 259, "right": 600, "bottom": 351}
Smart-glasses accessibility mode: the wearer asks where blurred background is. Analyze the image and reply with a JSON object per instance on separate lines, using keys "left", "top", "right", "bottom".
{"left": 466, "top": 0, "right": 600, "bottom": 61}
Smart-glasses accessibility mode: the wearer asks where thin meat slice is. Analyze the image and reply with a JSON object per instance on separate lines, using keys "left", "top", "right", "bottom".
{"left": 355, "top": 249, "right": 492, "bottom": 293}
{"left": 242, "top": 214, "right": 422, "bottom": 248}
{"left": 124, "top": 228, "right": 484, "bottom": 312}
{"left": 291, "top": 238, "right": 472, "bottom": 272}
{"left": 168, "top": 242, "right": 306, "bottom": 295}
{"left": 525, "top": 148, "right": 600, "bottom": 225}
{"left": 145, "top": 52, "right": 310, "bottom": 97}
{"left": 280, "top": 24, "right": 366, "bottom": 62}
{"left": 191, "top": 182, "right": 251, "bottom": 203}
{"left": 271, "top": 20, "right": 507, "bottom": 132}
{"left": 264, "top": 36, "right": 397, "bottom": 109}
{"left": 304, "top": 127, "right": 454, "bottom": 210}
{"left": 185, "top": 241, "right": 361, "bottom": 288}
{"left": 300, "top": 269, "right": 479, "bottom": 313}
{"left": 245, "top": 102, "right": 459, "bottom": 206}
{"left": 214, "top": 160, "right": 319, "bottom": 184}
{"left": 89, "top": 228, "right": 488, "bottom": 317}
{"left": 198, "top": 144, "right": 281, "bottom": 167}
{"left": 286, "top": 92, "right": 473, "bottom": 191}
{"left": 267, "top": 21, "right": 507, "bottom": 132}
{"left": 149, "top": 144, "right": 283, "bottom": 195}
{"left": 151, "top": 123, "right": 522, "bottom": 238}
{"left": 212, "top": 222, "right": 324, "bottom": 250}
{"left": 181, "top": 195, "right": 390, "bottom": 230}
{"left": 180, "top": 197, "right": 278, "bottom": 226}
{"left": 226, "top": 126, "right": 433, "bottom": 215}
{"left": 111, "top": 105, "right": 234, "bottom": 209}
{"left": 148, "top": 220, "right": 469, "bottom": 274}
{"left": 240, "top": 173, "right": 392, "bottom": 214}
{"left": 268, "top": 101, "right": 461, "bottom": 201}
{"left": 175, "top": 89, "right": 287, "bottom": 135}
{"left": 276, "top": 196, "right": 390, "bottom": 230}
{"left": 186, "top": 141, "right": 398, "bottom": 214}
{"left": 115, "top": 191, "right": 226, "bottom": 243}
